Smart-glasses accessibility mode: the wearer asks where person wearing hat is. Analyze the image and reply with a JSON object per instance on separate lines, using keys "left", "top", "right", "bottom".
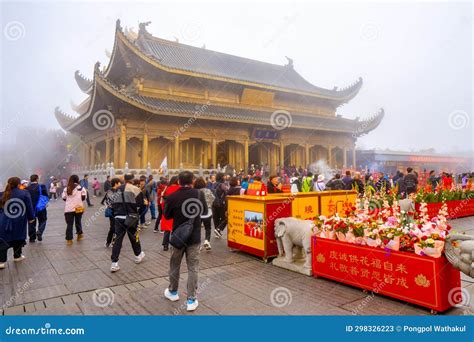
{"left": 313, "top": 175, "right": 326, "bottom": 192}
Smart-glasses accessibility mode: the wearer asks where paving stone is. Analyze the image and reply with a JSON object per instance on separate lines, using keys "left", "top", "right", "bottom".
{"left": 44, "top": 296, "right": 64, "bottom": 308}
{"left": 4, "top": 305, "right": 25, "bottom": 315}
{"left": 61, "top": 294, "right": 82, "bottom": 305}
{"left": 60, "top": 269, "right": 115, "bottom": 293}
{"left": 16, "top": 285, "right": 70, "bottom": 305}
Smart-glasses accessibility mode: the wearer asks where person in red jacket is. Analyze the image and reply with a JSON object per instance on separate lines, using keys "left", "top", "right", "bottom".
{"left": 153, "top": 178, "right": 168, "bottom": 233}
{"left": 160, "top": 176, "right": 179, "bottom": 251}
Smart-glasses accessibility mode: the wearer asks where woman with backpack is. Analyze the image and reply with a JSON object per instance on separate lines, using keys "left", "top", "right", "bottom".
{"left": 62, "top": 175, "right": 87, "bottom": 245}
{"left": 0, "top": 177, "right": 35, "bottom": 269}
{"left": 194, "top": 177, "right": 215, "bottom": 250}
{"left": 101, "top": 177, "right": 121, "bottom": 248}
{"left": 160, "top": 176, "right": 180, "bottom": 251}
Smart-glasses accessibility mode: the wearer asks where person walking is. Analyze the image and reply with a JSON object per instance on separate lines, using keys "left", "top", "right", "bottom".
{"left": 212, "top": 173, "right": 229, "bottom": 239}
{"left": 103, "top": 176, "right": 112, "bottom": 193}
{"left": 403, "top": 167, "right": 418, "bottom": 196}
{"left": 163, "top": 171, "right": 207, "bottom": 312}
{"left": 62, "top": 175, "right": 87, "bottom": 245}
{"left": 0, "top": 177, "right": 35, "bottom": 269}
{"left": 153, "top": 177, "right": 167, "bottom": 233}
{"left": 313, "top": 175, "right": 326, "bottom": 191}
{"left": 109, "top": 173, "right": 145, "bottom": 272}
{"left": 26, "top": 174, "right": 49, "bottom": 242}
{"left": 92, "top": 178, "right": 101, "bottom": 197}
{"left": 301, "top": 172, "right": 314, "bottom": 192}
{"left": 138, "top": 175, "right": 151, "bottom": 228}
{"left": 49, "top": 181, "right": 58, "bottom": 200}
{"left": 146, "top": 175, "right": 157, "bottom": 220}
{"left": 101, "top": 177, "right": 121, "bottom": 248}
{"left": 79, "top": 174, "right": 93, "bottom": 207}
{"left": 160, "top": 176, "right": 180, "bottom": 250}
{"left": 351, "top": 172, "right": 365, "bottom": 197}
{"left": 326, "top": 174, "right": 345, "bottom": 190}
{"left": 194, "top": 177, "right": 215, "bottom": 250}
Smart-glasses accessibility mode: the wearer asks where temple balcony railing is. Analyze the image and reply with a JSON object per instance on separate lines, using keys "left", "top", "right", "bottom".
{"left": 71, "top": 162, "right": 226, "bottom": 182}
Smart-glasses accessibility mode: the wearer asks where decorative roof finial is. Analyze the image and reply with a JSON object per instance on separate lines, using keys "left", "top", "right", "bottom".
{"left": 138, "top": 21, "right": 152, "bottom": 36}
{"left": 94, "top": 61, "right": 101, "bottom": 74}
{"left": 285, "top": 56, "right": 294, "bottom": 68}
{"left": 116, "top": 19, "right": 122, "bottom": 31}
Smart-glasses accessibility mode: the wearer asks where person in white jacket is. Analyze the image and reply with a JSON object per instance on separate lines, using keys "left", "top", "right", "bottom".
{"left": 313, "top": 175, "right": 326, "bottom": 192}
{"left": 62, "top": 175, "right": 87, "bottom": 245}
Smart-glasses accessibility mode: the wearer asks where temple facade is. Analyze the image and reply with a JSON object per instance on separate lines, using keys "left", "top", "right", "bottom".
{"left": 55, "top": 20, "right": 384, "bottom": 175}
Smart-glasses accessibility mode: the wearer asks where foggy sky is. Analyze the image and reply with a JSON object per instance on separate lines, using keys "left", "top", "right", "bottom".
{"left": 1, "top": 0, "right": 472, "bottom": 153}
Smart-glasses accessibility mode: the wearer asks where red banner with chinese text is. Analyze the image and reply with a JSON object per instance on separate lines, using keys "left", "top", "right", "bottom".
{"left": 415, "top": 199, "right": 474, "bottom": 219}
{"left": 312, "top": 237, "right": 461, "bottom": 312}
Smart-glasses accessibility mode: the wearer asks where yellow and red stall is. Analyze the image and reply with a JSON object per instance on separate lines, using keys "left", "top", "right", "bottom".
{"left": 227, "top": 190, "right": 357, "bottom": 260}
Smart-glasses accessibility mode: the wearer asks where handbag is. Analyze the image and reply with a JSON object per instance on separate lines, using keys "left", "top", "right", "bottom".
{"left": 75, "top": 206, "right": 84, "bottom": 214}
{"left": 36, "top": 184, "right": 49, "bottom": 212}
{"left": 104, "top": 207, "right": 113, "bottom": 218}
{"left": 121, "top": 189, "right": 138, "bottom": 228}
{"left": 170, "top": 218, "right": 194, "bottom": 249}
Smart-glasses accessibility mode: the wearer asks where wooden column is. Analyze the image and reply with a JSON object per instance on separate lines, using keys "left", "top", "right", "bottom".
{"left": 244, "top": 139, "right": 249, "bottom": 172}
{"left": 211, "top": 138, "right": 217, "bottom": 168}
{"left": 279, "top": 141, "right": 285, "bottom": 168}
{"left": 90, "top": 143, "right": 95, "bottom": 166}
{"left": 119, "top": 122, "right": 127, "bottom": 168}
{"left": 174, "top": 136, "right": 180, "bottom": 168}
{"left": 113, "top": 135, "right": 119, "bottom": 166}
{"left": 343, "top": 147, "right": 347, "bottom": 168}
{"left": 142, "top": 131, "right": 149, "bottom": 169}
{"left": 82, "top": 143, "right": 88, "bottom": 167}
{"left": 105, "top": 137, "right": 111, "bottom": 164}
{"left": 328, "top": 145, "right": 333, "bottom": 167}
{"left": 305, "top": 144, "right": 310, "bottom": 168}
{"left": 352, "top": 149, "right": 357, "bottom": 170}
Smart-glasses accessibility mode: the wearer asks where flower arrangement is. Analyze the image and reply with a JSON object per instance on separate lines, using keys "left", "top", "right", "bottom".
{"left": 312, "top": 197, "right": 451, "bottom": 258}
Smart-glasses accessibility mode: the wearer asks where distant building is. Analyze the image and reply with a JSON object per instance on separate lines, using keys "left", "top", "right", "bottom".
{"left": 357, "top": 149, "right": 472, "bottom": 174}
{"left": 55, "top": 20, "right": 383, "bottom": 174}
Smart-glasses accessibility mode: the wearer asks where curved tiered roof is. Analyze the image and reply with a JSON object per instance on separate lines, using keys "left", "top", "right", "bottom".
{"left": 55, "top": 19, "right": 383, "bottom": 137}
{"left": 108, "top": 20, "right": 362, "bottom": 102}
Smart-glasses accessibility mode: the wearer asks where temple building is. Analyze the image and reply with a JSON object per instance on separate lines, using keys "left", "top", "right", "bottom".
{"left": 55, "top": 20, "right": 384, "bottom": 174}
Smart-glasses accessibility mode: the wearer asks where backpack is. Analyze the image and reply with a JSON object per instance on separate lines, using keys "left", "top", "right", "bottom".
{"left": 213, "top": 183, "right": 228, "bottom": 207}
{"left": 36, "top": 184, "right": 49, "bottom": 212}
{"left": 405, "top": 175, "right": 417, "bottom": 192}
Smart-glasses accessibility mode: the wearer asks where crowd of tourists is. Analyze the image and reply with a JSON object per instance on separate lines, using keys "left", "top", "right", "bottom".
{"left": 0, "top": 166, "right": 471, "bottom": 312}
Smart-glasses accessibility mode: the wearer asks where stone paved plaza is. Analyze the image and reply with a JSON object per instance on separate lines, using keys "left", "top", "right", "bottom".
{"left": 1, "top": 197, "right": 473, "bottom": 316}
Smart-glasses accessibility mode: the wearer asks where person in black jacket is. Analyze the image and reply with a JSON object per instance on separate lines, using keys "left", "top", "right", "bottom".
{"left": 163, "top": 171, "right": 207, "bottom": 312}
{"left": 109, "top": 173, "right": 145, "bottom": 273}
{"left": 26, "top": 174, "right": 48, "bottom": 242}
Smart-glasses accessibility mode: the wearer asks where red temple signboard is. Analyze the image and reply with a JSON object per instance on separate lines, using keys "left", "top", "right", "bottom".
{"left": 415, "top": 199, "right": 474, "bottom": 219}
{"left": 312, "top": 237, "right": 461, "bottom": 312}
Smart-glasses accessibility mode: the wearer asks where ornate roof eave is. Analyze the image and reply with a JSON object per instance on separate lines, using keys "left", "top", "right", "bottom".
{"left": 63, "top": 67, "right": 374, "bottom": 136}
{"left": 115, "top": 21, "right": 362, "bottom": 103}
{"left": 70, "top": 97, "right": 92, "bottom": 115}
{"left": 352, "top": 108, "right": 385, "bottom": 137}
{"left": 74, "top": 70, "right": 93, "bottom": 94}
{"left": 55, "top": 107, "right": 78, "bottom": 130}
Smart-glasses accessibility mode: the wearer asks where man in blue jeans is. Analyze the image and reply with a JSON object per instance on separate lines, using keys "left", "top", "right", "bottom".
{"left": 26, "top": 174, "right": 48, "bottom": 242}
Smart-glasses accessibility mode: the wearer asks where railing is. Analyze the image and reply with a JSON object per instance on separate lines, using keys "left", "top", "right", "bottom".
{"left": 72, "top": 162, "right": 225, "bottom": 182}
